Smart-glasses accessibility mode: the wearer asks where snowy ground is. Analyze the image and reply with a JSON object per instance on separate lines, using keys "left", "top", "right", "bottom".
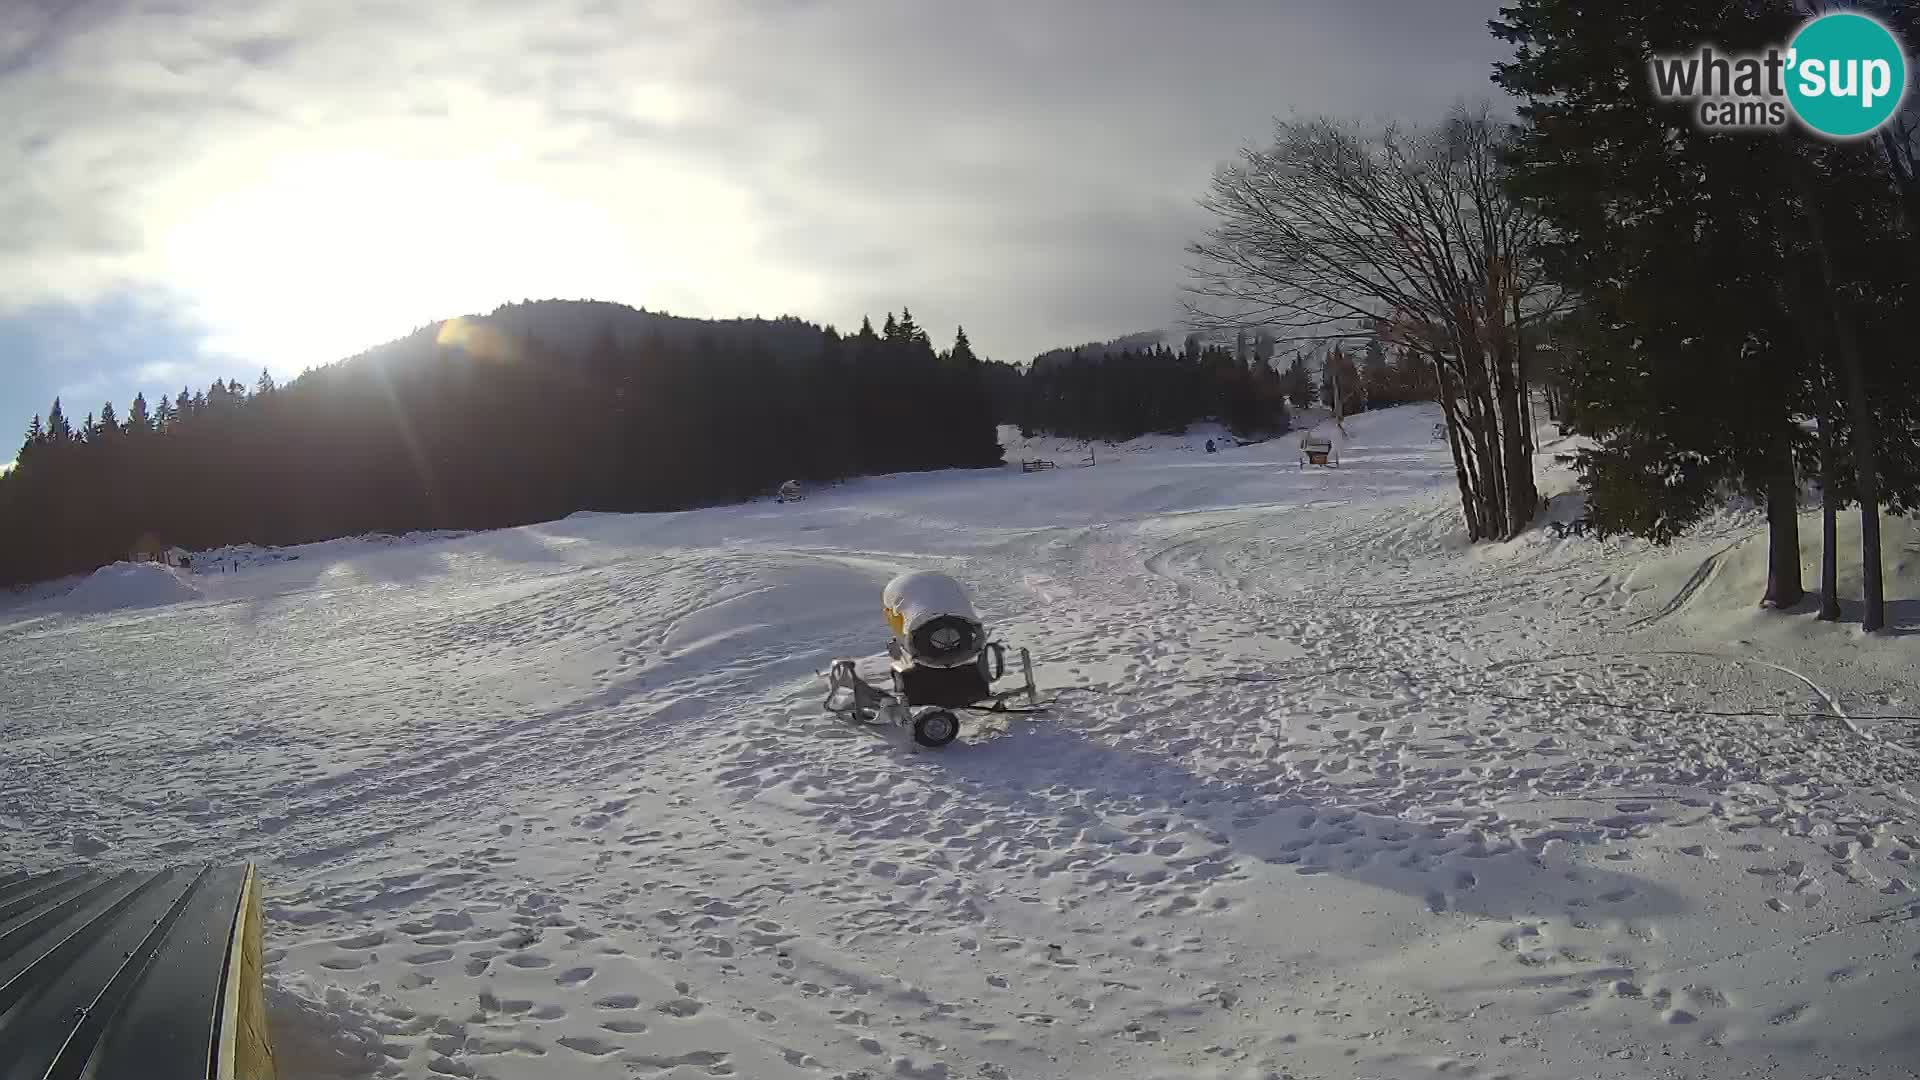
{"left": 3, "top": 404, "right": 1917, "bottom": 1080}
{"left": 997, "top": 420, "right": 1278, "bottom": 463}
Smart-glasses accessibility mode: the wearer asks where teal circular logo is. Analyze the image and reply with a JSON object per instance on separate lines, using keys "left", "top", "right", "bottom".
{"left": 1787, "top": 12, "right": 1908, "bottom": 138}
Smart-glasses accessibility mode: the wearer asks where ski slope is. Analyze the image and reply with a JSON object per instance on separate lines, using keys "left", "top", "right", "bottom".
{"left": 2, "top": 404, "right": 1916, "bottom": 1080}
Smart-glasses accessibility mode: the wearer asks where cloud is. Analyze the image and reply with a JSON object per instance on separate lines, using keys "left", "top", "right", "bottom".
{"left": 134, "top": 359, "right": 186, "bottom": 383}
{"left": 0, "top": 0, "right": 1509, "bottom": 433}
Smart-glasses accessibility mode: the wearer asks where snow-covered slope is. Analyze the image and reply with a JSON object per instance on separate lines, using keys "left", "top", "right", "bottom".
{"left": 2, "top": 403, "right": 1915, "bottom": 1080}
{"left": 997, "top": 421, "right": 1263, "bottom": 462}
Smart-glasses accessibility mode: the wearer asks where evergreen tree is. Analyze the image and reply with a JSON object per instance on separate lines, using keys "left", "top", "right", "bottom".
{"left": 949, "top": 325, "right": 978, "bottom": 366}
{"left": 256, "top": 368, "right": 277, "bottom": 396}
{"left": 896, "top": 307, "right": 929, "bottom": 348}
{"left": 47, "top": 398, "right": 70, "bottom": 442}
{"left": 127, "top": 393, "right": 151, "bottom": 433}
{"left": 1015, "top": 340, "right": 1288, "bottom": 441}
{"left": 1491, "top": 0, "right": 1920, "bottom": 614}
{"left": 1360, "top": 337, "right": 1389, "bottom": 408}
{"left": 20, "top": 415, "right": 44, "bottom": 460}
{"left": 1280, "top": 354, "right": 1316, "bottom": 411}
{"left": 1324, "top": 347, "right": 1361, "bottom": 418}
{"left": 1253, "top": 329, "right": 1276, "bottom": 370}
{"left": 0, "top": 302, "right": 1009, "bottom": 587}
{"left": 942, "top": 326, "right": 1003, "bottom": 466}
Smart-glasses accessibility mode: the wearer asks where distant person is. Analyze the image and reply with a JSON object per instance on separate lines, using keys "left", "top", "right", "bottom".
{"left": 1205, "top": 439, "right": 1217, "bottom": 454}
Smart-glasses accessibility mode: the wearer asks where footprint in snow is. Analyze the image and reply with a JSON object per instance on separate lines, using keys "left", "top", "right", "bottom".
{"left": 601, "top": 1019, "right": 649, "bottom": 1034}
{"left": 1770, "top": 1003, "right": 1812, "bottom": 1025}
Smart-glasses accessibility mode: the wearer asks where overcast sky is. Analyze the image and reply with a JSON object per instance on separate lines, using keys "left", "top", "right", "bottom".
{"left": 0, "top": 0, "right": 1508, "bottom": 447}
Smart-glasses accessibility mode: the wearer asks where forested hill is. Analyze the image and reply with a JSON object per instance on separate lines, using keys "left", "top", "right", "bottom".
{"left": 356, "top": 299, "right": 836, "bottom": 372}
{"left": 0, "top": 301, "right": 1002, "bottom": 587}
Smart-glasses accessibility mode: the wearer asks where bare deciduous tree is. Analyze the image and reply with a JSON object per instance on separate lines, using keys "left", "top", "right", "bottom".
{"left": 1185, "top": 105, "right": 1561, "bottom": 541}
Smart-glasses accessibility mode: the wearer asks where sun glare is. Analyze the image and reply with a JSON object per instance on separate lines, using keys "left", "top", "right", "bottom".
{"left": 157, "top": 154, "right": 603, "bottom": 371}
{"left": 151, "top": 147, "right": 790, "bottom": 377}
{"left": 434, "top": 316, "right": 522, "bottom": 363}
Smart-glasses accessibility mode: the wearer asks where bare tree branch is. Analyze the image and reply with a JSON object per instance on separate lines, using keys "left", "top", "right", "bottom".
{"left": 1183, "top": 105, "right": 1555, "bottom": 539}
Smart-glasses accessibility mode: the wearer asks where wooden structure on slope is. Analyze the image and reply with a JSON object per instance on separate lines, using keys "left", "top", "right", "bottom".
{"left": 1299, "top": 432, "right": 1339, "bottom": 468}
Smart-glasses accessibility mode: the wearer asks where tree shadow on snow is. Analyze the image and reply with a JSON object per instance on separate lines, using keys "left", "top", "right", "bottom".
{"left": 1777, "top": 592, "right": 1920, "bottom": 637}
{"left": 927, "top": 719, "right": 1688, "bottom": 923}
{"left": 1855, "top": 595, "right": 1919, "bottom": 636}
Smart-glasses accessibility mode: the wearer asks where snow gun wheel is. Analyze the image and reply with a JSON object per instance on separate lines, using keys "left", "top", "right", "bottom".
{"left": 912, "top": 709, "right": 961, "bottom": 748}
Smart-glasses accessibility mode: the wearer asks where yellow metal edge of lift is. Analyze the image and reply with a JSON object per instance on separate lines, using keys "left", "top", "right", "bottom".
{"left": 216, "top": 863, "right": 276, "bottom": 1080}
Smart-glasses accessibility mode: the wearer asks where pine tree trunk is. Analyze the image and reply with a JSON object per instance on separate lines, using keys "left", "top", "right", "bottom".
{"left": 1851, "top": 414, "right": 1886, "bottom": 631}
{"left": 1791, "top": 162, "right": 1886, "bottom": 631}
{"left": 1817, "top": 412, "right": 1841, "bottom": 621}
{"left": 1796, "top": 179, "right": 1887, "bottom": 632}
{"left": 1832, "top": 303, "right": 1886, "bottom": 631}
{"left": 1762, "top": 441, "right": 1805, "bottom": 609}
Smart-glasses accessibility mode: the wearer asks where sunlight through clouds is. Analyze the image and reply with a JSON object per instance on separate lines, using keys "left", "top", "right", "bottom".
{"left": 152, "top": 147, "right": 776, "bottom": 373}
{"left": 0, "top": 0, "right": 1506, "bottom": 432}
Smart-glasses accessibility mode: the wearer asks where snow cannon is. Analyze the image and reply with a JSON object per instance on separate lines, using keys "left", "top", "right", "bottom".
{"left": 883, "top": 570, "right": 984, "bottom": 668}
{"left": 824, "top": 572, "right": 1040, "bottom": 748}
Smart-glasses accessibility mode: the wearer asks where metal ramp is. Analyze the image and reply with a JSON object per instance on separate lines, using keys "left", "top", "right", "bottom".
{"left": 0, "top": 863, "right": 275, "bottom": 1079}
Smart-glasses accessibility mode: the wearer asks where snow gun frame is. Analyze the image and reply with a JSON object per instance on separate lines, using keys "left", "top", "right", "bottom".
{"left": 823, "top": 642, "right": 1038, "bottom": 748}
{"left": 823, "top": 570, "right": 1040, "bottom": 748}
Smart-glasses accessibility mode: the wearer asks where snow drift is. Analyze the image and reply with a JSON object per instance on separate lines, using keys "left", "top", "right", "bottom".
{"left": 55, "top": 562, "right": 201, "bottom": 614}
